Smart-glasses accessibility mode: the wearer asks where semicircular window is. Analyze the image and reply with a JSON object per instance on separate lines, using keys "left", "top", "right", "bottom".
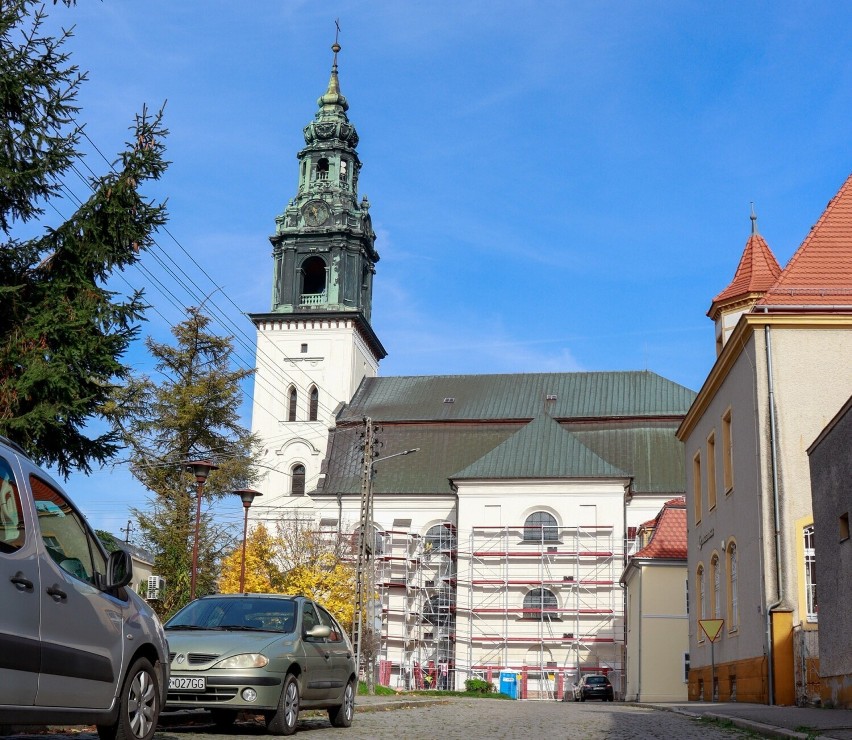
{"left": 424, "top": 523, "right": 457, "bottom": 554}
{"left": 523, "top": 511, "right": 558, "bottom": 542}
{"left": 523, "top": 588, "right": 558, "bottom": 621}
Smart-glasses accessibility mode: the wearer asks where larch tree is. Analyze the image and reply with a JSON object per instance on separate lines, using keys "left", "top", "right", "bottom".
{"left": 0, "top": 0, "right": 168, "bottom": 476}
{"left": 112, "top": 307, "right": 262, "bottom": 617}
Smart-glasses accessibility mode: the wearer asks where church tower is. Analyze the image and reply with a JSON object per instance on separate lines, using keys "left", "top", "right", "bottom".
{"left": 250, "top": 40, "right": 386, "bottom": 511}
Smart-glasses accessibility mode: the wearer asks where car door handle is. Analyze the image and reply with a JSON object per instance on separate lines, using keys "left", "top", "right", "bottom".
{"left": 11, "top": 572, "right": 34, "bottom": 591}
{"left": 46, "top": 584, "right": 68, "bottom": 601}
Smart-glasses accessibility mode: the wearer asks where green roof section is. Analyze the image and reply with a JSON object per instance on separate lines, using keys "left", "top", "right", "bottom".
{"left": 316, "top": 370, "right": 694, "bottom": 499}
{"left": 452, "top": 414, "right": 627, "bottom": 480}
{"left": 340, "top": 370, "right": 695, "bottom": 423}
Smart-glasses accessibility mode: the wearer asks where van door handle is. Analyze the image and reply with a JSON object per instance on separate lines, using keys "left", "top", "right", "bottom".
{"left": 11, "top": 572, "right": 34, "bottom": 591}
{"left": 46, "top": 584, "right": 68, "bottom": 601}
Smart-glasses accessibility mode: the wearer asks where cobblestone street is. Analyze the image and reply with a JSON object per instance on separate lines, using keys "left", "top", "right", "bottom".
{"left": 161, "top": 700, "right": 758, "bottom": 739}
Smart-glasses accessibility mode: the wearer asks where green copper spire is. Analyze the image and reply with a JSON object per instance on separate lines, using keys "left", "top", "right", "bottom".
{"left": 268, "top": 32, "right": 379, "bottom": 322}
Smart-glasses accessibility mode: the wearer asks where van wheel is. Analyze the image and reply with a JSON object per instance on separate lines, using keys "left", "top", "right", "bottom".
{"left": 328, "top": 679, "right": 355, "bottom": 727}
{"left": 97, "top": 657, "right": 160, "bottom": 740}
{"left": 266, "top": 674, "right": 299, "bottom": 735}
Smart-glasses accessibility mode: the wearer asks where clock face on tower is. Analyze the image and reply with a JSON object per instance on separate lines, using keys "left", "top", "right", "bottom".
{"left": 303, "top": 200, "right": 330, "bottom": 227}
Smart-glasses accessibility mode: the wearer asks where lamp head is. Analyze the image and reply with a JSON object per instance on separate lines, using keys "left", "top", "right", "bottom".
{"left": 184, "top": 459, "right": 219, "bottom": 482}
{"left": 234, "top": 488, "right": 262, "bottom": 508}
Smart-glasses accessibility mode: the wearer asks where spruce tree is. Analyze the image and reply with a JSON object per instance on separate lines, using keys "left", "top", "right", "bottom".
{"left": 115, "top": 307, "right": 261, "bottom": 615}
{"left": 0, "top": 0, "right": 168, "bottom": 476}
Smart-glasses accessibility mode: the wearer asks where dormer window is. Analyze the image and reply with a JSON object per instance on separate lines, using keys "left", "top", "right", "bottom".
{"left": 316, "top": 158, "right": 329, "bottom": 180}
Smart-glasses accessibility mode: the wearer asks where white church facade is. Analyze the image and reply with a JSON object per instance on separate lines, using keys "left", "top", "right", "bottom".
{"left": 249, "top": 42, "right": 695, "bottom": 698}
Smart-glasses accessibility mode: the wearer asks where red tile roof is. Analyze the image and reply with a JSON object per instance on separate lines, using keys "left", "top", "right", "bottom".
{"left": 760, "top": 172, "right": 852, "bottom": 307}
{"left": 711, "top": 232, "right": 781, "bottom": 311}
{"left": 633, "top": 497, "right": 686, "bottom": 560}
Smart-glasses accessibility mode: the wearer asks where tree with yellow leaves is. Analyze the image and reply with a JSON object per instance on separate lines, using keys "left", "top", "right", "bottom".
{"left": 217, "top": 518, "right": 355, "bottom": 633}
{"left": 218, "top": 523, "right": 285, "bottom": 594}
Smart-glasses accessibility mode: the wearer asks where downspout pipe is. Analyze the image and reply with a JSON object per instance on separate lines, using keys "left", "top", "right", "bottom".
{"left": 764, "top": 322, "right": 784, "bottom": 705}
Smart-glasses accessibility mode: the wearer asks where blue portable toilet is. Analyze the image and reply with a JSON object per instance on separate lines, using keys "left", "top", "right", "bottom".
{"left": 499, "top": 670, "right": 519, "bottom": 699}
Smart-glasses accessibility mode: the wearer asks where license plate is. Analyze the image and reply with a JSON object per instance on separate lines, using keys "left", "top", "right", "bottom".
{"left": 169, "top": 676, "right": 206, "bottom": 691}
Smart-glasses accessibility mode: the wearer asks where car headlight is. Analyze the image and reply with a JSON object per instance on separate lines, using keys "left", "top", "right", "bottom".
{"left": 213, "top": 653, "right": 269, "bottom": 669}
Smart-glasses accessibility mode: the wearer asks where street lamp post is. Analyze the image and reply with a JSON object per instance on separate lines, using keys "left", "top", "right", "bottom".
{"left": 184, "top": 459, "right": 219, "bottom": 600}
{"left": 232, "top": 488, "right": 262, "bottom": 593}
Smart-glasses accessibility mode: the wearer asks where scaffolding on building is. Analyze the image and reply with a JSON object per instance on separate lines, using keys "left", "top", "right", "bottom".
{"left": 369, "top": 518, "right": 625, "bottom": 699}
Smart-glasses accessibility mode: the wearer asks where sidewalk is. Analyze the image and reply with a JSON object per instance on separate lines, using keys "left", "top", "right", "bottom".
{"left": 641, "top": 701, "right": 852, "bottom": 740}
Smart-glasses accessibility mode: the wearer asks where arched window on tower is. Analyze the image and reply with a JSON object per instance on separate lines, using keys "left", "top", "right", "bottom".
{"left": 339, "top": 158, "right": 348, "bottom": 187}
{"left": 316, "top": 158, "right": 329, "bottom": 180}
{"left": 291, "top": 464, "right": 306, "bottom": 496}
{"left": 300, "top": 256, "right": 326, "bottom": 305}
{"left": 309, "top": 386, "right": 319, "bottom": 421}
{"left": 288, "top": 386, "right": 297, "bottom": 422}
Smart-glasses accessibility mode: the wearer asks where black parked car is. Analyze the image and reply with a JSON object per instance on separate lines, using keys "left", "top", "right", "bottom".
{"left": 571, "top": 674, "right": 614, "bottom": 702}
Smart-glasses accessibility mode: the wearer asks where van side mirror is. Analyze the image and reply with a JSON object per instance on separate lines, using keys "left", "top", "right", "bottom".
{"left": 105, "top": 549, "right": 133, "bottom": 589}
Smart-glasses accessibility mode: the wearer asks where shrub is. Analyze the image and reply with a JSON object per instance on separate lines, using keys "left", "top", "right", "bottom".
{"left": 465, "top": 678, "right": 495, "bottom": 694}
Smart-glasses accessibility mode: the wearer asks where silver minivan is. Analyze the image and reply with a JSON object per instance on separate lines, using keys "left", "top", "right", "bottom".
{"left": 0, "top": 436, "right": 168, "bottom": 740}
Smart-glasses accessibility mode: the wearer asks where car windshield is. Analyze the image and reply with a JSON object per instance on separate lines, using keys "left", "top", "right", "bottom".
{"left": 586, "top": 676, "right": 609, "bottom": 685}
{"left": 165, "top": 596, "right": 297, "bottom": 633}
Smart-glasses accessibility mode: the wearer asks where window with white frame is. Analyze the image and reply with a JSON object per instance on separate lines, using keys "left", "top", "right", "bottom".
{"left": 727, "top": 542, "right": 738, "bottom": 630}
{"left": 696, "top": 564, "right": 705, "bottom": 639}
{"left": 804, "top": 525, "right": 817, "bottom": 622}
{"left": 712, "top": 553, "right": 721, "bottom": 619}
{"left": 523, "top": 588, "right": 558, "bottom": 621}
{"left": 523, "top": 511, "right": 558, "bottom": 542}
{"left": 722, "top": 408, "right": 733, "bottom": 493}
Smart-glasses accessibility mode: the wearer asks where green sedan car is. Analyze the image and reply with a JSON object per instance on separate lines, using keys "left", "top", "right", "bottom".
{"left": 164, "top": 594, "right": 355, "bottom": 735}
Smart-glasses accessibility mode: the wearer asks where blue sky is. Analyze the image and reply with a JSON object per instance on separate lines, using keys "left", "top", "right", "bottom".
{"left": 32, "top": 1, "right": 852, "bottom": 535}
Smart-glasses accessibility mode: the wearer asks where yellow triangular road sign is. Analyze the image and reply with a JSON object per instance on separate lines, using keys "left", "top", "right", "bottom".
{"left": 698, "top": 618, "right": 724, "bottom": 642}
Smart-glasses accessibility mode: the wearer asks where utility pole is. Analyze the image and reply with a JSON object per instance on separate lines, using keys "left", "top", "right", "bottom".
{"left": 353, "top": 416, "right": 375, "bottom": 690}
{"left": 351, "top": 417, "right": 419, "bottom": 695}
{"left": 121, "top": 520, "right": 133, "bottom": 543}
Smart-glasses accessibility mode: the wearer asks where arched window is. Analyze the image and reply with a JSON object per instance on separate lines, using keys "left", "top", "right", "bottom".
{"left": 424, "top": 523, "right": 456, "bottom": 554}
{"left": 711, "top": 553, "right": 721, "bottom": 619}
{"left": 316, "top": 157, "right": 329, "bottom": 180}
{"left": 309, "top": 386, "right": 319, "bottom": 421}
{"left": 523, "top": 511, "right": 558, "bottom": 542}
{"left": 523, "top": 588, "right": 558, "bottom": 621}
{"left": 696, "top": 564, "right": 705, "bottom": 628}
{"left": 291, "top": 464, "right": 305, "bottom": 496}
{"left": 288, "top": 386, "right": 297, "bottom": 422}
{"left": 301, "top": 256, "right": 327, "bottom": 298}
{"left": 727, "top": 542, "right": 738, "bottom": 630}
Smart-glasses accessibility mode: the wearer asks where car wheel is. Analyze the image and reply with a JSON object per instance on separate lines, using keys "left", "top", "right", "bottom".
{"left": 97, "top": 657, "right": 160, "bottom": 740}
{"left": 327, "top": 678, "right": 355, "bottom": 728}
{"left": 580, "top": 694, "right": 586, "bottom": 702}
{"left": 266, "top": 674, "right": 300, "bottom": 736}
{"left": 210, "top": 709, "right": 238, "bottom": 729}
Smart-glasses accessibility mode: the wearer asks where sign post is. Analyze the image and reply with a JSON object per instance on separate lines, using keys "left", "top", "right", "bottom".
{"left": 698, "top": 619, "right": 724, "bottom": 701}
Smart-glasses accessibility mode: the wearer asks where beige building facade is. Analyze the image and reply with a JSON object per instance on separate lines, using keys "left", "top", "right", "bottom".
{"left": 679, "top": 174, "right": 852, "bottom": 705}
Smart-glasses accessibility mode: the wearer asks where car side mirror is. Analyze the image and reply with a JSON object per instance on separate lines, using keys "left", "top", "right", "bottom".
{"left": 105, "top": 549, "right": 133, "bottom": 589}
{"left": 305, "top": 624, "right": 331, "bottom": 639}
